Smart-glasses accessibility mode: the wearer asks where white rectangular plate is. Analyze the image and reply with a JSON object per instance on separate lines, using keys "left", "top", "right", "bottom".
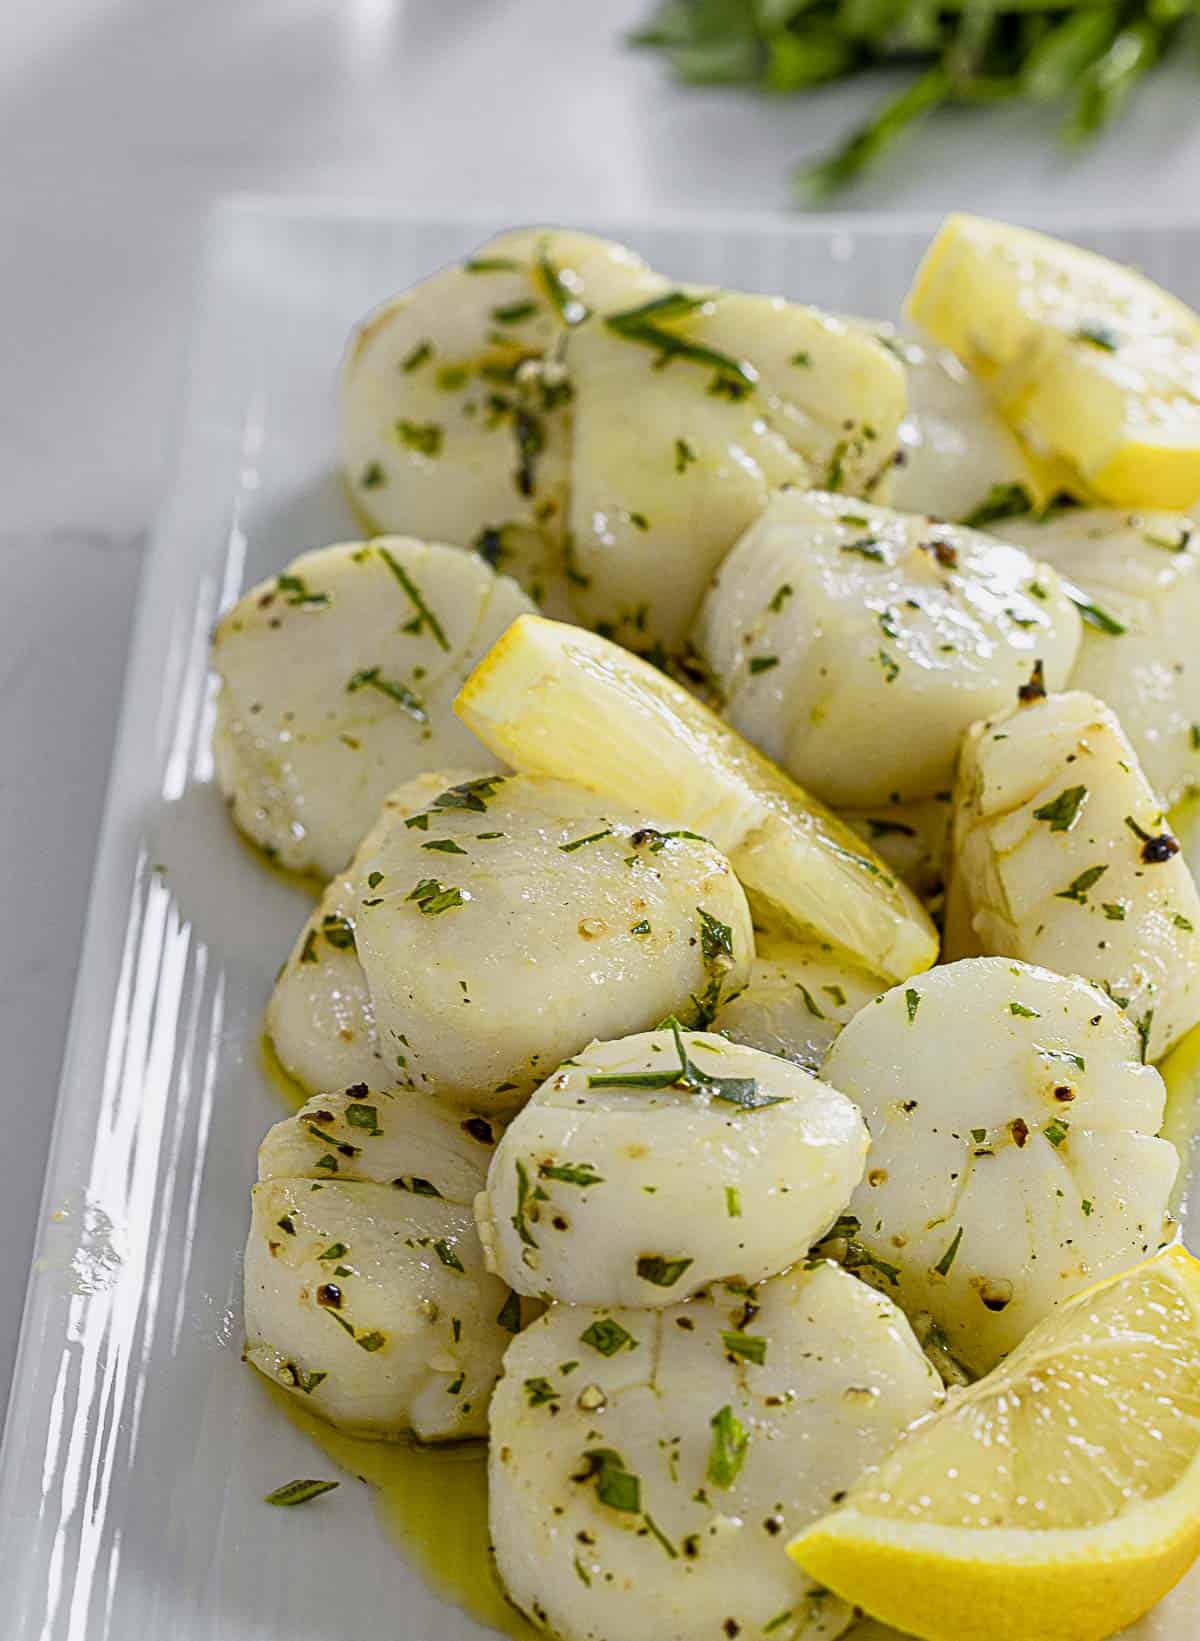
{"left": 3, "top": 201, "right": 1200, "bottom": 1641}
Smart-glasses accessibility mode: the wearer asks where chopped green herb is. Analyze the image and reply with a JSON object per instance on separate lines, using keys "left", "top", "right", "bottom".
{"left": 431, "top": 775, "right": 505, "bottom": 814}
{"left": 360, "top": 461, "right": 386, "bottom": 489}
{"left": 905, "top": 987, "right": 921, "bottom": 1023}
{"left": 798, "top": 984, "right": 826, "bottom": 1020}
{"left": 1033, "top": 785, "right": 1087, "bottom": 832}
{"left": 346, "top": 666, "right": 427, "bottom": 722}
{"left": 524, "top": 1377, "right": 559, "bottom": 1407}
{"left": 962, "top": 483, "right": 1034, "bottom": 529}
{"left": 377, "top": 546, "right": 450, "bottom": 650}
{"left": 1056, "top": 864, "right": 1108, "bottom": 903}
{"left": 580, "top": 1448, "right": 641, "bottom": 1513}
{"left": 674, "top": 437, "right": 697, "bottom": 473}
{"left": 265, "top": 1479, "right": 339, "bottom": 1508}
{"left": 580, "top": 1318, "right": 638, "bottom": 1357}
{"left": 769, "top": 582, "right": 793, "bottom": 613}
{"left": 1044, "top": 1118, "right": 1071, "bottom": 1148}
{"left": 394, "top": 419, "right": 444, "bottom": 458}
{"left": 721, "top": 1329, "right": 767, "bottom": 1365}
{"left": 318, "top": 1242, "right": 349, "bottom": 1262}
{"left": 406, "top": 877, "right": 466, "bottom": 915}
{"left": 725, "top": 1185, "right": 742, "bottom": 1218}
{"left": 1062, "top": 581, "right": 1126, "bottom": 636}
{"left": 492, "top": 300, "right": 538, "bottom": 325}
{"left": 422, "top": 838, "right": 468, "bottom": 855}
{"left": 605, "top": 291, "right": 757, "bottom": 393}
{"left": 540, "top": 1161, "right": 606, "bottom": 1187}
{"left": 934, "top": 1226, "right": 964, "bottom": 1276}
{"left": 497, "top": 1290, "right": 522, "bottom": 1333}
{"left": 299, "top": 929, "right": 319, "bottom": 964}
{"left": 402, "top": 340, "right": 433, "bottom": 372}
{"left": 636, "top": 1254, "right": 694, "bottom": 1288}
{"left": 1009, "top": 1002, "right": 1040, "bottom": 1018}
{"left": 536, "top": 242, "right": 591, "bottom": 326}
{"left": 630, "top": 918, "right": 651, "bottom": 936}
{"left": 434, "top": 1239, "right": 465, "bottom": 1272}
{"left": 559, "top": 829, "right": 613, "bottom": 853}
{"left": 707, "top": 1405, "right": 749, "bottom": 1488}
{"left": 878, "top": 648, "right": 900, "bottom": 683}
{"left": 1036, "top": 1045, "right": 1086, "bottom": 1072}
{"left": 1103, "top": 902, "right": 1127, "bottom": 921}
{"left": 1082, "top": 1198, "right": 1094, "bottom": 1217}
{"left": 276, "top": 573, "right": 329, "bottom": 607}
{"left": 749, "top": 655, "right": 779, "bottom": 674}
{"left": 841, "top": 537, "right": 885, "bottom": 562}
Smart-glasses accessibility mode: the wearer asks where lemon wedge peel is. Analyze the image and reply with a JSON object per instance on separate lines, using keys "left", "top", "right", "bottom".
{"left": 789, "top": 1245, "right": 1200, "bottom": 1641}
{"left": 455, "top": 614, "right": 938, "bottom": 982}
{"left": 907, "top": 214, "right": 1200, "bottom": 511}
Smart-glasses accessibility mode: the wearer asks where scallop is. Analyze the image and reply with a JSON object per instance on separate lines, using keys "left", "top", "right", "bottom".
{"left": 947, "top": 689, "right": 1200, "bottom": 1059}
{"left": 265, "top": 773, "right": 453, "bottom": 1096}
{"left": 477, "top": 1027, "right": 868, "bottom": 1306}
{"left": 823, "top": 957, "right": 1178, "bottom": 1375}
{"left": 489, "top": 1261, "right": 942, "bottom": 1641}
{"left": 567, "top": 296, "right": 904, "bottom": 656}
{"left": 877, "top": 326, "right": 1038, "bottom": 525}
{"left": 339, "top": 228, "right": 666, "bottom": 615}
{"left": 693, "top": 490, "right": 1081, "bottom": 807}
{"left": 340, "top": 227, "right": 905, "bottom": 659}
{"left": 712, "top": 934, "right": 887, "bottom": 1074}
{"left": 244, "top": 1085, "right": 522, "bottom": 1440}
{"left": 268, "top": 771, "right": 754, "bottom": 1107}
{"left": 213, "top": 538, "right": 533, "bottom": 877}
{"left": 839, "top": 794, "right": 953, "bottom": 907}
{"left": 999, "top": 506, "right": 1200, "bottom": 806}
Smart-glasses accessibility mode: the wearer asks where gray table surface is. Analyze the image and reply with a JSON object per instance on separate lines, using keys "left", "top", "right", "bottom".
{"left": 4, "top": 0, "right": 1199, "bottom": 1427}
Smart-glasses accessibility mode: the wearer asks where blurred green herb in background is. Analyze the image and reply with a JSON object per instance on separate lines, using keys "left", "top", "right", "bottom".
{"left": 630, "top": 0, "right": 1198, "bottom": 197}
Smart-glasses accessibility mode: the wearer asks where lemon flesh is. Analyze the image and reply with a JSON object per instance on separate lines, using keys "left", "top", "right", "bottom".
{"left": 908, "top": 215, "right": 1200, "bottom": 510}
{"left": 790, "top": 1246, "right": 1200, "bottom": 1641}
{"left": 455, "top": 613, "right": 937, "bottom": 981}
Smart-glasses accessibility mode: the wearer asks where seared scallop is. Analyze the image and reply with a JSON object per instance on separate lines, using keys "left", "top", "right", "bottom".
{"left": 712, "top": 934, "right": 887, "bottom": 1074}
{"left": 268, "top": 771, "right": 753, "bottom": 1107}
{"left": 823, "top": 957, "right": 1177, "bottom": 1375}
{"left": 693, "top": 490, "right": 1081, "bottom": 807}
{"left": 477, "top": 1026, "right": 868, "bottom": 1306}
{"left": 947, "top": 689, "right": 1200, "bottom": 1059}
{"left": 489, "top": 1261, "right": 942, "bottom": 1641}
{"left": 1000, "top": 506, "right": 1200, "bottom": 806}
{"left": 244, "top": 1085, "right": 522, "bottom": 1439}
{"left": 213, "top": 538, "right": 532, "bottom": 877}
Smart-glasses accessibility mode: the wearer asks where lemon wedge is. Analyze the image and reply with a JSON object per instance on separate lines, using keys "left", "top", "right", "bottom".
{"left": 789, "top": 1245, "right": 1200, "bottom": 1641}
{"left": 908, "top": 215, "right": 1200, "bottom": 509}
{"left": 455, "top": 613, "right": 937, "bottom": 981}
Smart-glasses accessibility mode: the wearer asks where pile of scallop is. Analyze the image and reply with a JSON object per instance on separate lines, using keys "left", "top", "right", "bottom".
{"left": 220, "top": 219, "right": 1200, "bottom": 1641}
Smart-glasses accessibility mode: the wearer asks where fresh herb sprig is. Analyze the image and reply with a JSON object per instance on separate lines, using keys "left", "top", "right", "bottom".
{"left": 630, "top": 0, "right": 1197, "bottom": 197}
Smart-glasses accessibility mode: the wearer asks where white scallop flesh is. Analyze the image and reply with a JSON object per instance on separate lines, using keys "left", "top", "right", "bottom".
{"left": 265, "top": 773, "right": 455, "bottom": 1096}
{"left": 270, "top": 771, "right": 754, "bottom": 1107}
{"left": 693, "top": 489, "right": 1081, "bottom": 807}
{"left": 339, "top": 229, "right": 665, "bottom": 616}
{"left": 489, "top": 1261, "right": 942, "bottom": 1641}
{"left": 878, "top": 326, "right": 1036, "bottom": 524}
{"left": 839, "top": 795, "right": 954, "bottom": 906}
{"left": 947, "top": 689, "right": 1200, "bottom": 1060}
{"left": 823, "top": 956, "right": 1178, "bottom": 1375}
{"left": 477, "top": 1027, "right": 868, "bottom": 1306}
{"left": 999, "top": 507, "right": 1200, "bottom": 806}
{"left": 566, "top": 295, "right": 903, "bottom": 657}
{"left": 244, "top": 1085, "right": 521, "bottom": 1440}
{"left": 213, "top": 538, "right": 533, "bottom": 878}
{"left": 713, "top": 934, "right": 887, "bottom": 1074}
